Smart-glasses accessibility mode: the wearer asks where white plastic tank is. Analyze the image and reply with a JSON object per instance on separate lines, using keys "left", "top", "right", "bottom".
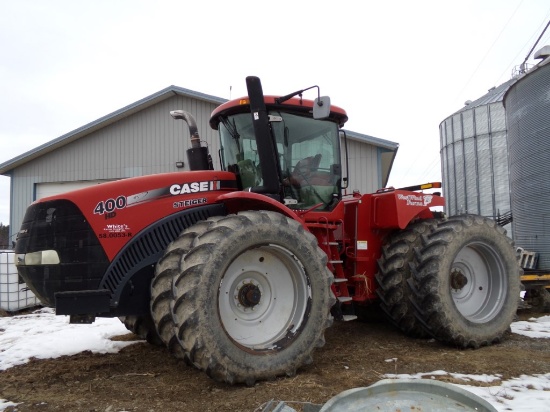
{"left": 0, "top": 250, "right": 38, "bottom": 312}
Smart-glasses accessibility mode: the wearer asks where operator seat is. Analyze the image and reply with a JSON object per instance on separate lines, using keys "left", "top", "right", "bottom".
{"left": 237, "top": 159, "right": 261, "bottom": 189}
{"left": 293, "top": 154, "right": 322, "bottom": 180}
{"left": 290, "top": 154, "right": 337, "bottom": 208}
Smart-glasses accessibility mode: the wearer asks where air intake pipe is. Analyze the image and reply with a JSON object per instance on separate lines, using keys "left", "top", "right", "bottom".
{"left": 170, "top": 110, "right": 213, "bottom": 170}
{"left": 245, "top": 76, "right": 281, "bottom": 197}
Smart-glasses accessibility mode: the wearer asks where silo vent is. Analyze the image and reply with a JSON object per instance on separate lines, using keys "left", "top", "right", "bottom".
{"left": 534, "top": 45, "right": 550, "bottom": 60}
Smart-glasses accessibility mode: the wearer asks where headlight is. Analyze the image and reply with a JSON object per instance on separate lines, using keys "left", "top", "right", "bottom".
{"left": 16, "top": 250, "right": 60, "bottom": 265}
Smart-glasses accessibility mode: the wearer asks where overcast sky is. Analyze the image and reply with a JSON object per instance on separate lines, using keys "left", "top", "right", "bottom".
{"left": 1, "top": 0, "right": 549, "bottom": 229}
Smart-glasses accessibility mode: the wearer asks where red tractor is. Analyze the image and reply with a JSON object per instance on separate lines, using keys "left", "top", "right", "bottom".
{"left": 15, "top": 76, "right": 520, "bottom": 385}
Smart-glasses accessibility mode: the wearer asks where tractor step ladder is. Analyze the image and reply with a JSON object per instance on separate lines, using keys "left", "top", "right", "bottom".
{"left": 307, "top": 221, "right": 355, "bottom": 322}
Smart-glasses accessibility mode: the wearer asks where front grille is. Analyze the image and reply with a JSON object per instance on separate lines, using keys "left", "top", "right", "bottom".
{"left": 14, "top": 199, "right": 109, "bottom": 306}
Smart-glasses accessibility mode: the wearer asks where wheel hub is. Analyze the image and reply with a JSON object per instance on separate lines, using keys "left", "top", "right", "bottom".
{"left": 450, "top": 268, "right": 468, "bottom": 291}
{"left": 238, "top": 283, "right": 262, "bottom": 307}
{"left": 218, "top": 245, "right": 309, "bottom": 349}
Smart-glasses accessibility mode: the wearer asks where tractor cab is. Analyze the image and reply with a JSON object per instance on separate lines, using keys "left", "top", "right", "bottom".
{"left": 210, "top": 80, "right": 348, "bottom": 210}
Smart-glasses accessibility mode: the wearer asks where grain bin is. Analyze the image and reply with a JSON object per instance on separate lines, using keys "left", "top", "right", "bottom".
{"left": 504, "top": 47, "right": 550, "bottom": 269}
{"left": 439, "top": 79, "right": 515, "bottom": 235}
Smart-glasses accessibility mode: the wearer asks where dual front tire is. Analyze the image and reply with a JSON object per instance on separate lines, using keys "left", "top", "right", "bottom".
{"left": 150, "top": 211, "right": 334, "bottom": 384}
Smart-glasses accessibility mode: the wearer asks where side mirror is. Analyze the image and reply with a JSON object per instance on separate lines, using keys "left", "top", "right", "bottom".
{"left": 313, "top": 96, "right": 331, "bottom": 119}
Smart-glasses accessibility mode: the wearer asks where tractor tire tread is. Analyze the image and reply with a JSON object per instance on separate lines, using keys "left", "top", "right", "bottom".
{"left": 375, "top": 220, "right": 436, "bottom": 338}
{"left": 150, "top": 217, "right": 223, "bottom": 359}
{"left": 409, "top": 214, "right": 520, "bottom": 348}
{"left": 171, "top": 210, "right": 334, "bottom": 385}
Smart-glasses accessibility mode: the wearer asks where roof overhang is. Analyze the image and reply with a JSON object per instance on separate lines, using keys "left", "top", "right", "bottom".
{"left": 344, "top": 129, "right": 399, "bottom": 151}
{"left": 0, "top": 88, "right": 399, "bottom": 188}
{"left": 0, "top": 86, "right": 227, "bottom": 175}
{"left": 343, "top": 129, "right": 399, "bottom": 188}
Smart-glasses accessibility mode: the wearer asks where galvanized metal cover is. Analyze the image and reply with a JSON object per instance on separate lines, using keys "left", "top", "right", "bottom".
{"left": 319, "top": 379, "right": 497, "bottom": 412}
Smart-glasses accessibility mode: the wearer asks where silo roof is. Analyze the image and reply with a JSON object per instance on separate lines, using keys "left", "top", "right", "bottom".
{"left": 503, "top": 49, "right": 550, "bottom": 105}
{"left": 453, "top": 78, "right": 517, "bottom": 115}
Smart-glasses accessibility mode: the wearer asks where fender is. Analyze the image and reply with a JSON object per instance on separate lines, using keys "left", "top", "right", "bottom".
{"left": 215, "top": 191, "right": 307, "bottom": 228}
{"left": 98, "top": 203, "right": 227, "bottom": 315}
{"left": 371, "top": 190, "right": 445, "bottom": 229}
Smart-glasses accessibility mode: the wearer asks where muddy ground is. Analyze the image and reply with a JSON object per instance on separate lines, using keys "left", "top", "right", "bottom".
{"left": 1, "top": 308, "right": 549, "bottom": 412}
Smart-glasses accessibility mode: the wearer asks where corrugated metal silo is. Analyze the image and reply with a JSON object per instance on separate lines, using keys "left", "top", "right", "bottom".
{"left": 439, "top": 79, "right": 515, "bottom": 234}
{"left": 505, "top": 52, "right": 550, "bottom": 269}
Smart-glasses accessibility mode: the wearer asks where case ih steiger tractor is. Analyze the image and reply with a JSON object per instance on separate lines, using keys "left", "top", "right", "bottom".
{"left": 15, "top": 76, "right": 520, "bottom": 385}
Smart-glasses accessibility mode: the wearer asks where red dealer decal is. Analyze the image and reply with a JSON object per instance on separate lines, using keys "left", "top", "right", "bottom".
{"left": 397, "top": 193, "right": 434, "bottom": 207}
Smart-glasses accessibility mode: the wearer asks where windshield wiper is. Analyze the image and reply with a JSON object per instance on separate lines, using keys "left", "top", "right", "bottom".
{"left": 220, "top": 117, "right": 241, "bottom": 152}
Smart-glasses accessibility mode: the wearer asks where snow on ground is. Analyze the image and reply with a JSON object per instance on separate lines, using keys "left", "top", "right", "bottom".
{"left": 1, "top": 309, "right": 550, "bottom": 411}
{"left": 511, "top": 315, "right": 550, "bottom": 338}
{"left": 383, "top": 371, "right": 550, "bottom": 411}
{"left": 0, "top": 308, "right": 137, "bottom": 372}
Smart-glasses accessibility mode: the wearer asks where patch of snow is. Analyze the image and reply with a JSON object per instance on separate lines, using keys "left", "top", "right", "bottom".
{"left": 0, "top": 400, "right": 20, "bottom": 410}
{"left": 0, "top": 307, "right": 139, "bottom": 371}
{"left": 511, "top": 315, "right": 550, "bottom": 339}
{"left": 1, "top": 309, "right": 550, "bottom": 411}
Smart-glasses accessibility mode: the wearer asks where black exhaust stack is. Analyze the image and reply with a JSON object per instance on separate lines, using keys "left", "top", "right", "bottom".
{"left": 245, "top": 76, "right": 281, "bottom": 197}
{"left": 170, "top": 110, "right": 213, "bottom": 170}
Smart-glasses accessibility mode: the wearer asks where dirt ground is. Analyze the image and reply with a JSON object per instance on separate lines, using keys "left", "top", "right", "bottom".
{"left": 1, "top": 308, "right": 549, "bottom": 412}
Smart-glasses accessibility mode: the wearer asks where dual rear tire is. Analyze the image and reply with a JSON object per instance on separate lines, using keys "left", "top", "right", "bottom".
{"left": 377, "top": 214, "right": 521, "bottom": 348}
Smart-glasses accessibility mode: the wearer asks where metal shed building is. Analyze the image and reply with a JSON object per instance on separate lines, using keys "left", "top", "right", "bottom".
{"left": 0, "top": 86, "right": 398, "bottom": 241}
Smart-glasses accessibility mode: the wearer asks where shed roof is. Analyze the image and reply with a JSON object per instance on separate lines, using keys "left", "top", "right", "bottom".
{"left": 345, "top": 130, "right": 399, "bottom": 151}
{"left": 0, "top": 86, "right": 226, "bottom": 175}
{"left": 0, "top": 86, "right": 397, "bottom": 174}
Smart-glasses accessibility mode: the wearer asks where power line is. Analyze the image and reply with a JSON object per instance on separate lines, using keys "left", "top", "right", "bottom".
{"left": 390, "top": 152, "right": 441, "bottom": 187}
{"left": 453, "top": 0, "right": 525, "bottom": 107}
{"left": 521, "top": 18, "right": 550, "bottom": 67}
{"left": 495, "top": 7, "right": 550, "bottom": 84}
{"left": 420, "top": 157, "right": 441, "bottom": 181}
{"left": 393, "top": 4, "right": 550, "bottom": 188}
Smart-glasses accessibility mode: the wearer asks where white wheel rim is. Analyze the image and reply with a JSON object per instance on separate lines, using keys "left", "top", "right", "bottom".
{"left": 451, "top": 242, "right": 507, "bottom": 323}
{"left": 218, "top": 244, "right": 310, "bottom": 350}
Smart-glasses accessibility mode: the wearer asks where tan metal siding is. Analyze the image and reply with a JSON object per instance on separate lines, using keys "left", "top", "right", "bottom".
{"left": 9, "top": 172, "right": 34, "bottom": 243}
{"left": 12, "top": 96, "right": 220, "bottom": 180}
{"left": 344, "top": 138, "right": 380, "bottom": 194}
{"left": 8, "top": 95, "right": 220, "bottom": 234}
